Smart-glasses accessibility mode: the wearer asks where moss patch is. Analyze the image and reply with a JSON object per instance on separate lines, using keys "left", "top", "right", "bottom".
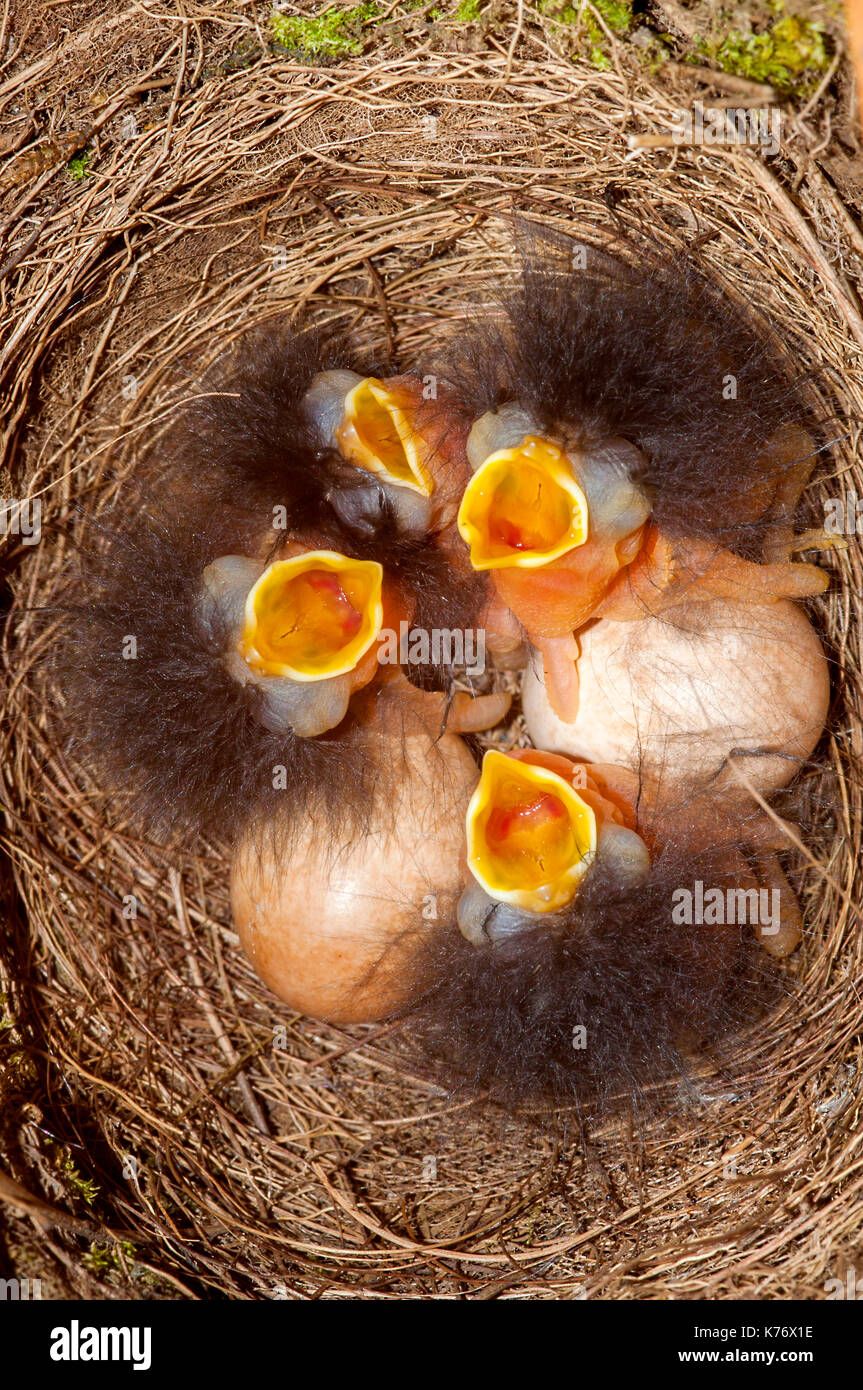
{"left": 83, "top": 1239, "right": 138, "bottom": 1277}
{"left": 52, "top": 1145, "right": 100, "bottom": 1205}
{"left": 452, "top": 0, "right": 483, "bottom": 19}
{"left": 66, "top": 147, "right": 93, "bottom": 179}
{"left": 534, "top": 1, "right": 832, "bottom": 89}
{"left": 697, "top": 14, "right": 831, "bottom": 94}
{"left": 539, "top": 0, "right": 634, "bottom": 72}
{"left": 539, "top": 0, "right": 633, "bottom": 30}
{"left": 268, "top": 1, "right": 496, "bottom": 61}
{"left": 269, "top": 3, "right": 380, "bottom": 60}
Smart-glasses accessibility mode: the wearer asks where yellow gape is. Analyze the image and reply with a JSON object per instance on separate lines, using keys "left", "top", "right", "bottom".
{"left": 336, "top": 377, "right": 435, "bottom": 496}
{"left": 465, "top": 749, "right": 597, "bottom": 914}
{"left": 239, "top": 551, "right": 383, "bottom": 682}
{"left": 457, "top": 436, "right": 589, "bottom": 570}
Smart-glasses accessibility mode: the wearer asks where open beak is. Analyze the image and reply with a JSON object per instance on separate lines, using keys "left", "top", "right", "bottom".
{"left": 457, "top": 436, "right": 588, "bottom": 570}
{"left": 239, "top": 550, "right": 383, "bottom": 682}
{"left": 336, "top": 376, "right": 435, "bottom": 498}
{"left": 465, "top": 748, "right": 597, "bottom": 914}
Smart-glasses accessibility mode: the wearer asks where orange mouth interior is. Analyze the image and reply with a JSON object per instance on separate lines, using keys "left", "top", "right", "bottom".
{"left": 336, "top": 377, "right": 434, "bottom": 496}
{"left": 467, "top": 749, "right": 596, "bottom": 912}
{"left": 457, "top": 437, "right": 588, "bottom": 570}
{"left": 240, "top": 551, "right": 383, "bottom": 681}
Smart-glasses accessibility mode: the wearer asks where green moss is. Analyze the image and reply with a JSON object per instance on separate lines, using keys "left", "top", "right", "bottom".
{"left": 539, "top": 1, "right": 575, "bottom": 22}
{"left": 269, "top": 3, "right": 380, "bottom": 59}
{"left": 268, "top": 0, "right": 491, "bottom": 58}
{"left": 698, "top": 15, "right": 831, "bottom": 93}
{"left": 53, "top": 1147, "right": 100, "bottom": 1205}
{"left": 66, "top": 148, "right": 93, "bottom": 179}
{"left": 83, "top": 1238, "right": 180, "bottom": 1295}
{"left": 83, "top": 1239, "right": 138, "bottom": 1277}
{"left": 539, "top": 0, "right": 631, "bottom": 33}
{"left": 590, "top": 0, "right": 632, "bottom": 33}
{"left": 539, "top": 0, "right": 633, "bottom": 70}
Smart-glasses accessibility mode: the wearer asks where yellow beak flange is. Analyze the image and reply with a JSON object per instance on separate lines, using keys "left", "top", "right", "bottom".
{"left": 466, "top": 749, "right": 597, "bottom": 914}
{"left": 336, "top": 377, "right": 435, "bottom": 497}
{"left": 457, "top": 436, "right": 589, "bottom": 570}
{"left": 239, "top": 551, "right": 384, "bottom": 682}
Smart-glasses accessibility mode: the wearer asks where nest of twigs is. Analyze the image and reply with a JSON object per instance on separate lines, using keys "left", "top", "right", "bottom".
{"left": 1, "top": 2, "right": 862, "bottom": 1300}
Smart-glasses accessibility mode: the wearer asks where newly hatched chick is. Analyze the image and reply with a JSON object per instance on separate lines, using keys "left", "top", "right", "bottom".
{"left": 405, "top": 748, "right": 791, "bottom": 1108}
{"left": 56, "top": 498, "right": 507, "bottom": 846}
{"left": 54, "top": 322, "right": 499, "bottom": 844}
{"left": 521, "top": 593, "right": 830, "bottom": 964}
{"left": 230, "top": 678, "right": 495, "bottom": 1023}
{"left": 159, "top": 323, "right": 489, "bottom": 668}
{"left": 231, "top": 741, "right": 780, "bottom": 1110}
{"left": 230, "top": 744, "right": 652, "bottom": 1027}
{"left": 444, "top": 245, "right": 828, "bottom": 716}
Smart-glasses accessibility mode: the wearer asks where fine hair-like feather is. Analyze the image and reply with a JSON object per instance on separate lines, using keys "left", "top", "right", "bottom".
{"left": 149, "top": 321, "right": 489, "bottom": 669}
{"left": 50, "top": 322, "right": 492, "bottom": 843}
{"left": 402, "top": 840, "right": 786, "bottom": 1113}
{"left": 439, "top": 242, "right": 822, "bottom": 558}
{"left": 51, "top": 501, "right": 383, "bottom": 847}
{"left": 154, "top": 320, "right": 363, "bottom": 525}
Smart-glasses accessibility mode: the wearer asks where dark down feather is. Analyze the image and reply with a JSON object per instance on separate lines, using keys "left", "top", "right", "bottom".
{"left": 51, "top": 321, "right": 494, "bottom": 843}
{"left": 52, "top": 504, "right": 380, "bottom": 847}
{"left": 154, "top": 321, "right": 361, "bottom": 527}
{"left": 403, "top": 841, "right": 785, "bottom": 1114}
{"left": 148, "top": 321, "right": 490, "bottom": 674}
{"left": 440, "top": 245, "right": 822, "bottom": 559}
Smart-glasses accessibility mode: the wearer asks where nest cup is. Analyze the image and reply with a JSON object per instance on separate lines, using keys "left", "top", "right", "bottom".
{"left": 1, "top": 25, "right": 862, "bottom": 1300}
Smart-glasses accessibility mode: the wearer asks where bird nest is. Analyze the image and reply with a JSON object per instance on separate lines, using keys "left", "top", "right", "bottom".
{"left": 1, "top": 4, "right": 862, "bottom": 1300}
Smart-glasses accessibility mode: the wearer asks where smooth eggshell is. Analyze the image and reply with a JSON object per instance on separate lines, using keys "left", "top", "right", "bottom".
{"left": 231, "top": 731, "right": 478, "bottom": 1023}
{"left": 522, "top": 598, "right": 829, "bottom": 796}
